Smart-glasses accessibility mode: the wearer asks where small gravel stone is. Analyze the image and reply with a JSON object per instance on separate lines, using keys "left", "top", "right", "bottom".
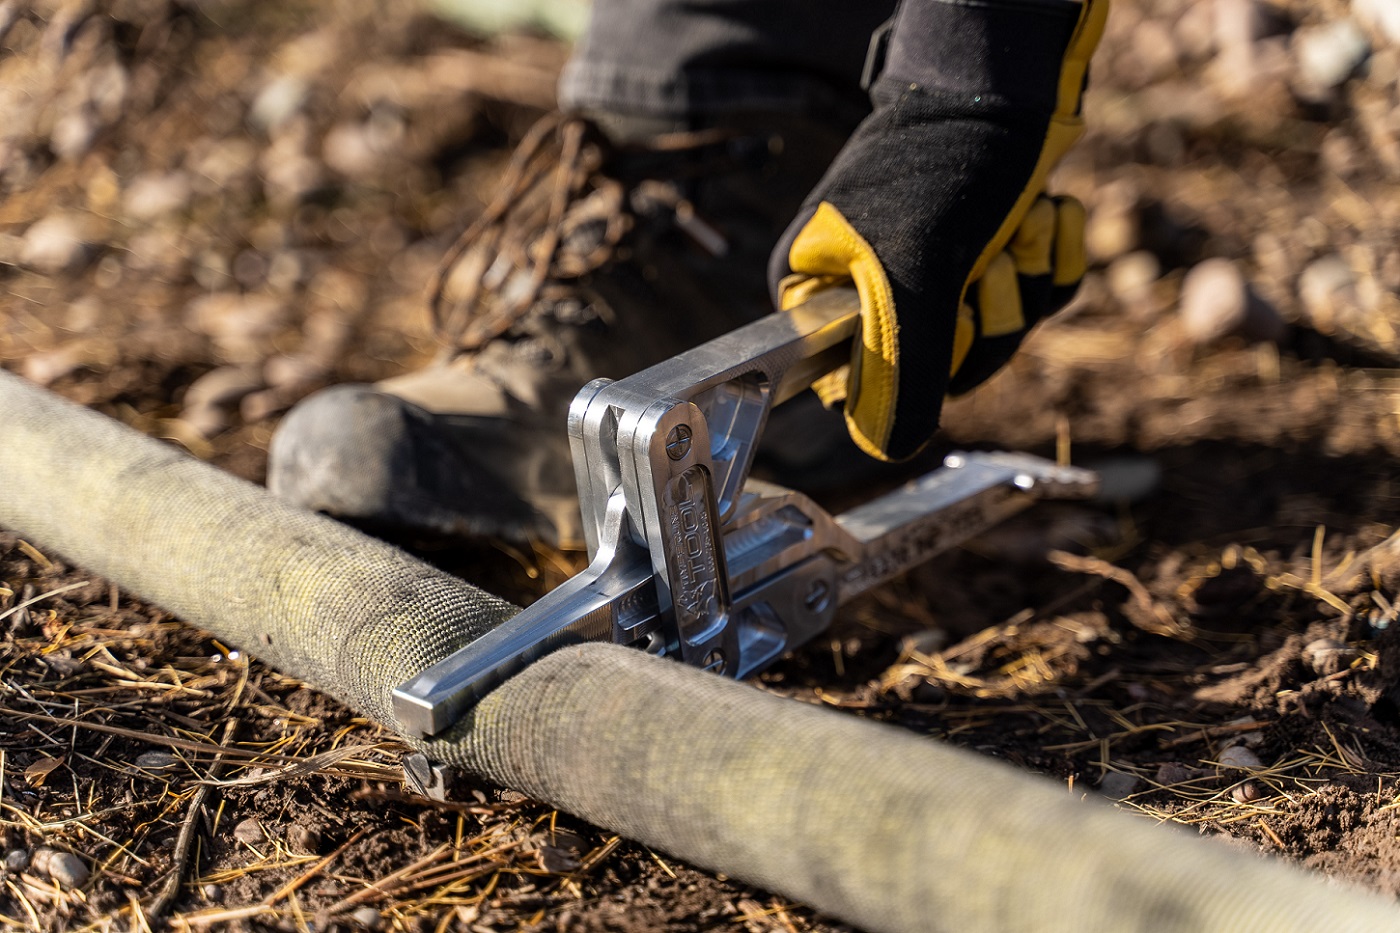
{"left": 134, "top": 751, "right": 178, "bottom": 772}
{"left": 1098, "top": 772, "right": 1142, "bottom": 799}
{"left": 1320, "top": 129, "right": 1361, "bottom": 178}
{"left": 233, "top": 818, "right": 266, "bottom": 846}
{"left": 1181, "top": 257, "right": 1248, "bottom": 341}
{"left": 4, "top": 849, "right": 29, "bottom": 872}
{"left": 1294, "top": 19, "right": 1371, "bottom": 94}
{"left": 50, "top": 110, "right": 98, "bottom": 160}
{"left": 1084, "top": 180, "right": 1140, "bottom": 262}
{"left": 1356, "top": 0, "right": 1400, "bottom": 45}
{"left": 32, "top": 848, "right": 88, "bottom": 888}
{"left": 123, "top": 172, "right": 191, "bottom": 221}
{"left": 250, "top": 75, "right": 308, "bottom": 132}
{"left": 1178, "top": 258, "right": 1285, "bottom": 344}
{"left": 1106, "top": 251, "right": 1162, "bottom": 317}
{"left": 322, "top": 121, "right": 384, "bottom": 179}
{"left": 266, "top": 251, "right": 304, "bottom": 292}
{"left": 1231, "top": 781, "right": 1263, "bottom": 803}
{"left": 201, "top": 883, "right": 221, "bottom": 899}
{"left": 1298, "top": 255, "right": 1365, "bottom": 333}
{"left": 1218, "top": 745, "right": 1263, "bottom": 770}
{"left": 21, "top": 213, "right": 93, "bottom": 273}
{"left": 286, "top": 823, "right": 320, "bottom": 856}
{"left": 349, "top": 906, "right": 383, "bottom": 930}
{"left": 21, "top": 344, "right": 89, "bottom": 387}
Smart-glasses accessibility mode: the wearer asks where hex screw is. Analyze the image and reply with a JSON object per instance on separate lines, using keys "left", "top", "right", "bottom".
{"left": 665, "top": 424, "right": 693, "bottom": 461}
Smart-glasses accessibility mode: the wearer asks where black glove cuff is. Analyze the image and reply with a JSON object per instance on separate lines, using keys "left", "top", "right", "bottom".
{"left": 884, "top": 0, "right": 1083, "bottom": 116}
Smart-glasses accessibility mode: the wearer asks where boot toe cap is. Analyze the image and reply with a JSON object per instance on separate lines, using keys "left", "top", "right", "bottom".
{"left": 268, "top": 384, "right": 543, "bottom": 543}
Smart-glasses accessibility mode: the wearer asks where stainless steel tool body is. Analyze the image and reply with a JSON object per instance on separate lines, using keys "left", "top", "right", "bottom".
{"left": 394, "top": 288, "right": 1096, "bottom": 737}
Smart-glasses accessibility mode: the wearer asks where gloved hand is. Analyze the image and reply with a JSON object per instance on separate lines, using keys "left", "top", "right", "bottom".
{"left": 770, "top": 0, "right": 1106, "bottom": 461}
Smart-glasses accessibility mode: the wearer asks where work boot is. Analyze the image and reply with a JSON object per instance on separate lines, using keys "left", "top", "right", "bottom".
{"left": 269, "top": 111, "right": 857, "bottom": 548}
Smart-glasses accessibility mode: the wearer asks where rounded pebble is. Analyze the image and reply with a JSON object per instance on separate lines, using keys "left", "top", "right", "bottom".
{"left": 350, "top": 906, "right": 383, "bottom": 930}
{"left": 1357, "top": 0, "right": 1400, "bottom": 45}
{"left": 1179, "top": 259, "right": 1248, "bottom": 342}
{"left": 50, "top": 111, "right": 98, "bottom": 161}
{"left": 232, "top": 818, "right": 266, "bottom": 846}
{"left": 134, "top": 751, "right": 178, "bottom": 772}
{"left": 1298, "top": 255, "right": 1357, "bottom": 330}
{"left": 1106, "top": 251, "right": 1162, "bottom": 317}
{"left": 123, "top": 172, "right": 192, "bottom": 221}
{"left": 1098, "top": 772, "right": 1142, "bottom": 799}
{"left": 1232, "top": 781, "right": 1263, "bottom": 803}
{"left": 32, "top": 848, "right": 89, "bottom": 888}
{"left": 250, "top": 75, "right": 309, "bottom": 132}
{"left": 1294, "top": 19, "right": 1371, "bottom": 96}
{"left": 1085, "top": 181, "right": 1141, "bottom": 262}
{"left": 20, "top": 213, "right": 93, "bottom": 273}
{"left": 286, "top": 823, "right": 320, "bottom": 856}
{"left": 1178, "top": 258, "right": 1285, "bottom": 345}
{"left": 4, "top": 849, "right": 29, "bottom": 872}
{"left": 1218, "top": 745, "right": 1264, "bottom": 770}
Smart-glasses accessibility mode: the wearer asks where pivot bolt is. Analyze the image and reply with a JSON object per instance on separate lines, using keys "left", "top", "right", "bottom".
{"left": 665, "top": 424, "right": 693, "bottom": 461}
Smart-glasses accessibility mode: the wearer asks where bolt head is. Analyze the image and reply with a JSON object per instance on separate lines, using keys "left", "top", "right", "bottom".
{"left": 665, "top": 424, "right": 693, "bottom": 461}
{"left": 804, "top": 578, "right": 832, "bottom": 613}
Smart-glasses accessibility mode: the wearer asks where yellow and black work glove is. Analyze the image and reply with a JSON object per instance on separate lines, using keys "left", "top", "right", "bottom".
{"left": 769, "top": 0, "right": 1107, "bottom": 462}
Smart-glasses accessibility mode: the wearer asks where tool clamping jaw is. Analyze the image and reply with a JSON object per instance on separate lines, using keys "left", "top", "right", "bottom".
{"left": 392, "top": 288, "right": 1098, "bottom": 738}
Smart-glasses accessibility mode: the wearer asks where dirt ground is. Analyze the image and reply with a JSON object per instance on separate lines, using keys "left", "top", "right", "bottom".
{"left": 7, "top": 0, "right": 1400, "bottom": 929}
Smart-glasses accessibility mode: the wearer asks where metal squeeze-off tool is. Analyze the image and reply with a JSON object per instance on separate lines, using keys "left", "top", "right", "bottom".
{"left": 394, "top": 287, "right": 1098, "bottom": 737}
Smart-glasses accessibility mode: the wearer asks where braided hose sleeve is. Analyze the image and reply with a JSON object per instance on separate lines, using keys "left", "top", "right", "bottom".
{"left": 3, "top": 369, "right": 1398, "bottom": 932}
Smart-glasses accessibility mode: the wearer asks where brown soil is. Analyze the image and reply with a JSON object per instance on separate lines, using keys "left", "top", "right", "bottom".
{"left": 5, "top": 0, "right": 1400, "bottom": 929}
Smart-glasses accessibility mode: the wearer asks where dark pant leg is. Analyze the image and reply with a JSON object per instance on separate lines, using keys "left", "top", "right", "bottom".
{"left": 559, "top": 0, "right": 897, "bottom": 126}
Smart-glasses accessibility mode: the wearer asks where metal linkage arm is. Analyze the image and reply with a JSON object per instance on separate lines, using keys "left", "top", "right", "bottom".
{"left": 393, "top": 288, "right": 1097, "bottom": 737}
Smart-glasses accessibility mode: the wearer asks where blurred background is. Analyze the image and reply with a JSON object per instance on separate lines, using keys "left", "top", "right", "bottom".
{"left": 2, "top": 0, "right": 1399, "bottom": 486}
